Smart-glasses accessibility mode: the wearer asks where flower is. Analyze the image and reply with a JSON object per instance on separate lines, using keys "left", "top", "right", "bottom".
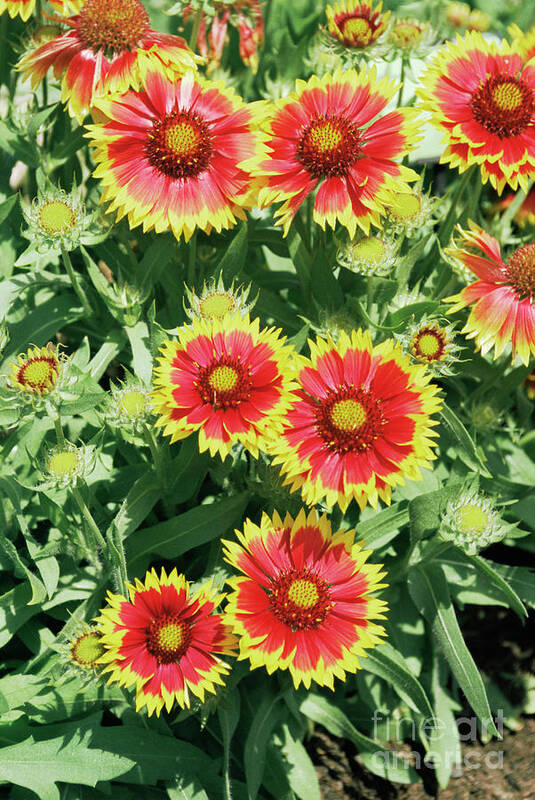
{"left": 509, "top": 24, "right": 535, "bottom": 64}
{"left": 497, "top": 189, "right": 535, "bottom": 228}
{"left": 418, "top": 32, "right": 535, "bottom": 194}
{"left": 268, "top": 330, "right": 441, "bottom": 512}
{"left": 223, "top": 509, "right": 388, "bottom": 689}
{"left": 445, "top": 2, "right": 470, "bottom": 29}
{"left": 385, "top": 187, "right": 434, "bottom": 237}
{"left": 56, "top": 620, "right": 106, "bottom": 680}
{"left": 405, "top": 319, "right": 460, "bottom": 375}
{"left": 107, "top": 377, "right": 153, "bottom": 432}
{"left": 184, "top": 274, "right": 256, "bottom": 322}
{"left": 337, "top": 234, "right": 397, "bottom": 277}
{"left": 0, "top": 0, "right": 34, "bottom": 21}
{"left": 7, "top": 344, "right": 62, "bottom": 398}
{"left": 67, "top": 626, "right": 105, "bottom": 671}
{"left": 86, "top": 69, "right": 263, "bottom": 242}
{"left": 96, "top": 568, "right": 237, "bottom": 716}
{"left": 466, "top": 9, "right": 490, "bottom": 33}
{"left": 444, "top": 222, "right": 535, "bottom": 364}
{"left": 44, "top": 441, "right": 95, "bottom": 488}
{"left": 388, "top": 19, "right": 435, "bottom": 57}
{"left": 439, "top": 487, "right": 513, "bottom": 555}
{"left": 17, "top": 0, "right": 201, "bottom": 119}
{"left": 185, "top": 0, "right": 264, "bottom": 74}
{"left": 21, "top": 185, "right": 96, "bottom": 254}
{"left": 325, "top": 0, "right": 390, "bottom": 51}
{"left": 152, "top": 315, "right": 297, "bottom": 459}
{"left": 255, "top": 69, "right": 420, "bottom": 237}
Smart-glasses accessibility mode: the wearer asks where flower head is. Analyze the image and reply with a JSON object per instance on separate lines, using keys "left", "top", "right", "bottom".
{"left": 385, "top": 187, "right": 435, "bottom": 237}
{"left": 388, "top": 19, "right": 435, "bottom": 57}
{"left": 467, "top": 9, "right": 489, "bottom": 33}
{"left": 107, "top": 377, "right": 153, "bottom": 432}
{"left": 56, "top": 620, "right": 106, "bottom": 681}
{"left": 418, "top": 32, "right": 535, "bottom": 194}
{"left": 86, "top": 70, "right": 263, "bottom": 242}
{"left": 22, "top": 186, "right": 95, "bottom": 253}
{"left": 444, "top": 221, "right": 535, "bottom": 364}
{"left": 7, "top": 344, "right": 62, "bottom": 398}
{"left": 405, "top": 319, "right": 460, "bottom": 375}
{"left": 439, "top": 487, "right": 512, "bottom": 555}
{"left": 268, "top": 330, "right": 441, "bottom": 512}
{"left": 17, "top": 0, "right": 201, "bottom": 119}
{"left": 44, "top": 441, "right": 95, "bottom": 488}
{"left": 152, "top": 315, "right": 297, "bottom": 459}
{"left": 325, "top": 0, "right": 390, "bottom": 52}
{"left": 255, "top": 69, "right": 420, "bottom": 238}
{"left": 445, "top": 2, "right": 470, "bottom": 29}
{"left": 337, "top": 234, "right": 397, "bottom": 277}
{"left": 184, "top": 274, "right": 257, "bottom": 322}
{"left": 223, "top": 509, "right": 387, "bottom": 689}
{"left": 96, "top": 567, "right": 237, "bottom": 716}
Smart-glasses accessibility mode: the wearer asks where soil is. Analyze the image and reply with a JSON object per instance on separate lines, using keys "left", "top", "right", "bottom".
{"left": 310, "top": 604, "right": 535, "bottom": 800}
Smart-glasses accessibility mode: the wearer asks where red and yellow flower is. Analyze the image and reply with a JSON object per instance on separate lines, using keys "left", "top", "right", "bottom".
{"left": 223, "top": 509, "right": 387, "bottom": 689}
{"left": 268, "top": 330, "right": 441, "bottom": 511}
{"left": 7, "top": 344, "right": 61, "bottom": 396}
{"left": 96, "top": 568, "right": 237, "bottom": 716}
{"left": 497, "top": 188, "right": 535, "bottom": 227}
{"left": 17, "top": 0, "right": 201, "bottom": 119}
{"left": 0, "top": 0, "right": 34, "bottom": 20}
{"left": 418, "top": 32, "right": 535, "bottom": 194}
{"left": 254, "top": 69, "right": 420, "bottom": 237}
{"left": 508, "top": 24, "right": 535, "bottom": 64}
{"left": 152, "top": 315, "right": 297, "bottom": 459}
{"left": 445, "top": 221, "right": 535, "bottom": 364}
{"left": 86, "top": 69, "right": 264, "bottom": 241}
{"left": 185, "top": 0, "right": 264, "bottom": 73}
{"left": 325, "top": 0, "right": 390, "bottom": 50}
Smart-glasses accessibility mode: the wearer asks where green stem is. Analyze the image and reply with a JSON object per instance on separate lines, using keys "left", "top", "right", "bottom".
{"left": 54, "top": 415, "right": 66, "bottom": 447}
{"left": 72, "top": 486, "right": 108, "bottom": 555}
{"left": 500, "top": 179, "right": 534, "bottom": 237}
{"left": 144, "top": 424, "right": 166, "bottom": 491}
{"left": 438, "top": 165, "right": 477, "bottom": 247}
{"left": 412, "top": 540, "right": 452, "bottom": 568}
{"left": 187, "top": 230, "right": 197, "bottom": 286}
{"left": 396, "top": 57, "right": 406, "bottom": 108}
{"left": 366, "top": 275, "right": 374, "bottom": 312}
{"left": 189, "top": 4, "right": 204, "bottom": 52}
{"left": 108, "top": 529, "right": 128, "bottom": 593}
{"left": 61, "top": 248, "right": 93, "bottom": 316}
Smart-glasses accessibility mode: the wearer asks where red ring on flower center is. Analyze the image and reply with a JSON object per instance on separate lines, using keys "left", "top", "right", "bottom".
{"left": 77, "top": 0, "right": 149, "bottom": 54}
{"left": 146, "top": 110, "right": 213, "bottom": 179}
{"left": 196, "top": 355, "right": 253, "bottom": 409}
{"left": 17, "top": 356, "right": 59, "bottom": 392}
{"left": 315, "top": 385, "right": 385, "bottom": 454}
{"left": 506, "top": 243, "right": 535, "bottom": 298}
{"left": 297, "top": 113, "right": 361, "bottom": 178}
{"left": 410, "top": 327, "right": 448, "bottom": 362}
{"left": 470, "top": 76, "right": 534, "bottom": 138}
{"left": 269, "top": 567, "right": 332, "bottom": 630}
{"left": 339, "top": 14, "right": 373, "bottom": 47}
{"left": 146, "top": 614, "right": 192, "bottom": 664}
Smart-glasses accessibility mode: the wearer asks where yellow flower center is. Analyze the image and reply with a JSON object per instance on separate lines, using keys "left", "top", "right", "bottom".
{"left": 353, "top": 236, "right": 386, "bottom": 261}
{"left": 342, "top": 16, "right": 373, "bottom": 46}
{"left": 118, "top": 390, "right": 147, "bottom": 417}
{"left": 199, "top": 293, "right": 236, "bottom": 319}
{"left": 391, "top": 22, "right": 423, "bottom": 47}
{"left": 71, "top": 632, "right": 104, "bottom": 666}
{"left": 458, "top": 504, "right": 489, "bottom": 534}
{"left": 209, "top": 365, "right": 239, "bottom": 393}
{"left": 417, "top": 333, "right": 441, "bottom": 357}
{"left": 165, "top": 121, "right": 200, "bottom": 157}
{"left": 389, "top": 192, "right": 422, "bottom": 221}
{"left": 158, "top": 622, "right": 185, "bottom": 652}
{"left": 492, "top": 82, "right": 524, "bottom": 111}
{"left": 288, "top": 578, "right": 320, "bottom": 609}
{"left": 38, "top": 201, "right": 76, "bottom": 235}
{"left": 331, "top": 399, "right": 367, "bottom": 431}
{"left": 307, "top": 121, "right": 343, "bottom": 153}
{"left": 48, "top": 450, "right": 79, "bottom": 477}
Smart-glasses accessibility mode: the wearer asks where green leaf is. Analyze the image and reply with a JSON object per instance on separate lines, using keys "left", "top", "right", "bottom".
{"left": 298, "top": 693, "right": 418, "bottom": 783}
{"left": 492, "top": 563, "right": 535, "bottom": 608}
{"left": 137, "top": 234, "right": 176, "bottom": 289}
{"left": 0, "top": 674, "right": 45, "bottom": 715}
{"left": 408, "top": 563, "right": 498, "bottom": 736}
{"left": 126, "top": 321, "right": 153, "bottom": 384}
{"left": 107, "top": 473, "right": 160, "bottom": 541}
{"left": 408, "top": 483, "right": 463, "bottom": 541}
{"left": 219, "top": 223, "right": 248, "bottom": 282}
{"left": 277, "top": 723, "right": 321, "bottom": 800}
{"left": 127, "top": 492, "right": 248, "bottom": 571}
{"left": 167, "top": 780, "right": 210, "bottom": 800}
{"left": 466, "top": 554, "right": 526, "bottom": 619}
{"left": 363, "top": 641, "right": 434, "bottom": 718}
{"left": 0, "top": 194, "right": 19, "bottom": 226}
{"left": 356, "top": 503, "right": 409, "bottom": 547}
{"left": 287, "top": 227, "right": 311, "bottom": 299}
{"left": 429, "top": 657, "right": 462, "bottom": 788}
{"left": 439, "top": 404, "right": 492, "bottom": 478}
{"left": 27, "top": 104, "right": 58, "bottom": 137}
{"left": 218, "top": 688, "right": 241, "bottom": 800}
{"left": 0, "top": 717, "right": 132, "bottom": 800}
{"left": 310, "top": 248, "right": 343, "bottom": 310}
{"left": 0, "top": 584, "right": 39, "bottom": 648}
{"left": 244, "top": 693, "right": 284, "bottom": 800}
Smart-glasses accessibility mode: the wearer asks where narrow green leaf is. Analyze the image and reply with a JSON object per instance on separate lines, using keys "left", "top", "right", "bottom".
{"left": 0, "top": 194, "right": 18, "bottom": 226}
{"left": 492, "top": 563, "right": 535, "bottom": 608}
{"left": 127, "top": 492, "right": 248, "bottom": 570}
{"left": 278, "top": 724, "right": 321, "bottom": 800}
{"left": 28, "top": 104, "right": 58, "bottom": 137}
{"left": 244, "top": 693, "right": 284, "bottom": 800}
{"left": 298, "top": 693, "right": 418, "bottom": 783}
{"left": 126, "top": 321, "right": 153, "bottom": 384}
{"left": 466, "top": 554, "right": 526, "bottom": 619}
{"left": 364, "top": 641, "right": 434, "bottom": 718}
{"left": 439, "top": 404, "right": 492, "bottom": 478}
{"left": 429, "top": 657, "right": 462, "bottom": 788}
{"left": 107, "top": 473, "right": 160, "bottom": 541}
{"left": 356, "top": 503, "right": 409, "bottom": 546}
{"left": 219, "top": 223, "right": 248, "bottom": 282}
{"left": 409, "top": 483, "right": 463, "bottom": 541}
{"left": 408, "top": 563, "right": 498, "bottom": 736}
{"left": 287, "top": 227, "right": 311, "bottom": 298}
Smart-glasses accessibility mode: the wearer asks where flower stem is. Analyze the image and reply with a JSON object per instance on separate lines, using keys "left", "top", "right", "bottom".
{"left": 189, "top": 4, "right": 204, "bottom": 52}
{"left": 72, "top": 486, "right": 108, "bottom": 556}
{"left": 187, "top": 230, "right": 197, "bottom": 286}
{"left": 396, "top": 57, "right": 406, "bottom": 108}
{"left": 54, "top": 414, "right": 66, "bottom": 447}
{"left": 61, "top": 247, "right": 93, "bottom": 316}
{"left": 438, "top": 165, "right": 477, "bottom": 247}
{"left": 143, "top": 423, "right": 167, "bottom": 492}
